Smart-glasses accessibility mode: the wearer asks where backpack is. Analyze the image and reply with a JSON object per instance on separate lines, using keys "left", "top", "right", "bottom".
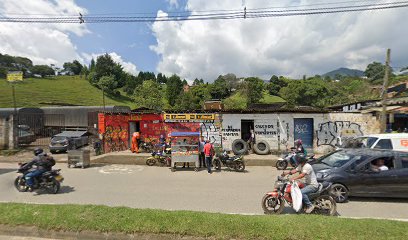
{"left": 45, "top": 155, "right": 56, "bottom": 167}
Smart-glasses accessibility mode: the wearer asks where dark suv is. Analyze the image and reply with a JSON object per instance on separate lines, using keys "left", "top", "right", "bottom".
{"left": 312, "top": 149, "right": 408, "bottom": 203}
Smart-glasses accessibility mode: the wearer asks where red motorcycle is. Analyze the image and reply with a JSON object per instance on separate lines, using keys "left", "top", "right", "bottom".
{"left": 261, "top": 175, "right": 337, "bottom": 216}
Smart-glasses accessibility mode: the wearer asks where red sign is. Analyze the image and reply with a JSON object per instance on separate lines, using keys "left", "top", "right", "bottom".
{"left": 98, "top": 113, "right": 105, "bottom": 134}
{"left": 401, "top": 139, "right": 408, "bottom": 147}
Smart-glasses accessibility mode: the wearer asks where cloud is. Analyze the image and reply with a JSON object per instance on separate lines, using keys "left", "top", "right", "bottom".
{"left": 166, "top": 0, "right": 179, "bottom": 8}
{"left": 151, "top": 0, "right": 408, "bottom": 81}
{"left": 0, "top": 0, "right": 89, "bottom": 66}
{"left": 82, "top": 52, "right": 139, "bottom": 75}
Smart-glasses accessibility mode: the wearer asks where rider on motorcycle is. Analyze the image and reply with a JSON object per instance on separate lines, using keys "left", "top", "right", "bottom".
{"left": 282, "top": 153, "right": 318, "bottom": 213}
{"left": 24, "top": 148, "right": 53, "bottom": 191}
{"left": 288, "top": 139, "right": 307, "bottom": 166}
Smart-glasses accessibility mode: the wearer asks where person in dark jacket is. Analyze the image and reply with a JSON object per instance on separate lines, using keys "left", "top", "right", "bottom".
{"left": 24, "top": 148, "right": 52, "bottom": 190}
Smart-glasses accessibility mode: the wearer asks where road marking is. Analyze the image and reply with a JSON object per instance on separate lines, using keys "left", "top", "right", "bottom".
{"left": 98, "top": 165, "right": 144, "bottom": 174}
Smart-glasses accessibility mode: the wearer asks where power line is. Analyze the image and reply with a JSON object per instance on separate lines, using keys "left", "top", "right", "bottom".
{"left": 0, "top": 1, "right": 407, "bottom": 23}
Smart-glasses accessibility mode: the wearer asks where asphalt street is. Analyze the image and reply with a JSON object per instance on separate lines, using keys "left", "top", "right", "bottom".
{"left": 1, "top": 162, "right": 408, "bottom": 220}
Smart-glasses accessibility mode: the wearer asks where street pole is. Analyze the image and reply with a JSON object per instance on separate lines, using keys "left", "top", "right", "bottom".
{"left": 380, "top": 49, "right": 391, "bottom": 133}
{"left": 11, "top": 84, "right": 18, "bottom": 149}
{"left": 102, "top": 88, "right": 106, "bottom": 111}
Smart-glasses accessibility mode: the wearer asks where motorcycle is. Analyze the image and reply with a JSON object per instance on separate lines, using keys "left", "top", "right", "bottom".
{"left": 213, "top": 150, "right": 245, "bottom": 172}
{"left": 14, "top": 162, "right": 64, "bottom": 194}
{"left": 146, "top": 147, "right": 172, "bottom": 167}
{"left": 139, "top": 141, "right": 154, "bottom": 153}
{"left": 275, "top": 148, "right": 316, "bottom": 170}
{"left": 261, "top": 175, "right": 336, "bottom": 216}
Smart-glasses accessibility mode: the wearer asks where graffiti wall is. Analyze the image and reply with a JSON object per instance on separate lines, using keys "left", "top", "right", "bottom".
{"left": 103, "top": 114, "right": 130, "bottom": 152}
{"left": 200, "top": 114, "right": 222, "bottom": 147}
{"left": 316, "top": 121, "right": 363, "bottom": 147}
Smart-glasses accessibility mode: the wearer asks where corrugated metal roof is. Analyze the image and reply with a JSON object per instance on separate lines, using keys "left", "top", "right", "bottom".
{"left": 54, "top": 131, "right": 88, "bottom": 137}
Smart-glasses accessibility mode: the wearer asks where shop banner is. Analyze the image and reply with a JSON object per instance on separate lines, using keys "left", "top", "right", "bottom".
{"left": 164, "top": 114, "right": 215, "bottom": 123}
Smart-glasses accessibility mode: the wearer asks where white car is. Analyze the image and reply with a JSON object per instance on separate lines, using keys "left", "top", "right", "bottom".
{"left": 341, "top": 134, "right": 408, "bottom": 152}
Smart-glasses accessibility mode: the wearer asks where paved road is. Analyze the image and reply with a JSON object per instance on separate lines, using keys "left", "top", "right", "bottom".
{"left": 1, "top": 162, "right": 408, "bottom": 220}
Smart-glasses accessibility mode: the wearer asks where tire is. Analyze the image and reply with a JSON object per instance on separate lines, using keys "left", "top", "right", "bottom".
{"left": 232, "top": 139, "right": 248, "bottom": 155}
{"left": 14, "top": 176, "right": 27, "bottom": 192}
{"left": 261, "top": 194, "right": 285, "bottom": 214}
{"left": 235, "top": 161, "right": 245, "bottom": 172}
{"left": 275, "top": 160, "right": 288, "bottom": 170}
{"left": 146, "top": 158, "right": 156, "bottom": 166}
{"left": 313, "top": 195, "right": 337, "bottom": 216}
{"left": 254, "top": 140, "right": 270, "bottom": 155}
{"left": 330, "top": 184, "right": 349, "bottom": 203}
{"left": 47, "top": 179, "right": 60, "bottom": 194}
{"left": 214, "top": 159, "right": 221, "bottom": 170}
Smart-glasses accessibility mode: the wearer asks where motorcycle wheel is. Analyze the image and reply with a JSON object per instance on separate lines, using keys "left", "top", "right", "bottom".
{"left": 275, "top": 160, "right": 288, "bottom": 170}
{"left": 159, "top": 158, "right": 167, "bottom": 167}
{"left": 261, "top": 195, "right": 285, "bottom": 214}
{"left": 214, "top": 159, "right": 221, "bottom": 170}
{"left": 235, "top": 161, "right": 245, "bottom": 172}
{"left": 312, "top": 195, "right": 337, "bottom": 216}
{"left": 146, "top": 158, "right": 156, "bottom": 166}
{"left": 14, "top": 176, "right": 27, "bottom": 192}
{"left": 46, "top": 178, "right": 60, "bottom": 194}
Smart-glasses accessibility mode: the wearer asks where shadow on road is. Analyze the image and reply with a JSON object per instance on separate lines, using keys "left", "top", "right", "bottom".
{"left": 0, "top": 168, "right": 16, "bottom": 175}
{"left": 59, "top": 185, "right": 75, "bottom": 194}
{"left": 349, "top": 197, "right": 408, "bottom": 204}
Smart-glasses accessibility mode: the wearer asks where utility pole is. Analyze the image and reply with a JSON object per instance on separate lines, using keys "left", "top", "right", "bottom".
{"left": 380, "top": 49, "right": 391, "bottom": 133}
{"left": 102, "top": 88, "right": 106, "bottom": 111}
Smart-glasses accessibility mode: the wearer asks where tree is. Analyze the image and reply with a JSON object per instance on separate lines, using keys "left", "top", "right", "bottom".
{"left": 157, "top": 73, "right": 167, "bottom": 84}
{"left": 123, "top": 73, "right": 142, "bottom": 96}
{"left": 243, "top": 77, "right": 264, "bottom": 105}
{"left": 267, "top": 75, "right": 288, "bottom": 96}
{"left": 133, "top": 80, "right": 164, "bottom": 110}
{"left": 365, "top": 61, "right": 393, "bottom": 83}
{"left": 30, "top": 65, "right": 55, "bottom": 78}
{"left": 210, "top": 76, "right": 229, "bottom": 99}
{"left": 223, "top": 73, "right": 239, "bottom": 93}
{"left": 98, "top": 75, "right": 117, "bottom": 94}
{"left": 166, "top": 74, "right": 183, "bottom": 106}
{"left": 63, "top": 60, "right": 83, "bottom": 75}
{"left": 138, "top": 71, "right": 156, "bottom": 82}
{"left": 176, "top": 84, "right": 211, "bottom": 110}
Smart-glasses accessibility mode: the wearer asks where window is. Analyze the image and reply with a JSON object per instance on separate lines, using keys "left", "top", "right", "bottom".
{"left": 373, "top": 139, "right": 393, "bottom": 150}
{"left": 400, "top": 153, "right": 408, "bottom": 168}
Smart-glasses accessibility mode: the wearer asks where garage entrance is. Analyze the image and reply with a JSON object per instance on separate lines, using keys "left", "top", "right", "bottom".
{"left": 293, "top": 118, "right": 314, "bottom": 149}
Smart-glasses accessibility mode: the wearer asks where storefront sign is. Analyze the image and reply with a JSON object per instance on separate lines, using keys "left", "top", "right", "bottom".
{"left": 164, "top": 114, "right": 215, "bottom": 123}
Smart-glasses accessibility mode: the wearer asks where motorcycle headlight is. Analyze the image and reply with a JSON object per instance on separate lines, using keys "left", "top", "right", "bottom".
{"left": 316, "top": 172, "right": 330, "bottom": 179}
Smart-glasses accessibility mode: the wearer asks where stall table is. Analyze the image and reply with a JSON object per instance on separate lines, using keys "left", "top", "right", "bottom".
{"left": 170, "top": 132, "right": 200, "bottom": 172}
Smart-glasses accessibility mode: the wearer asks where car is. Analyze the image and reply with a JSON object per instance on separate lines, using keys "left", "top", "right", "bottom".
{"left": 312, "top": 149, "right": 408, "bottom": 203}
{"left": 17, "top": 125, "right": 36, "bottom": 145}
{"left": 339, "top": 134, "right": 408, "bottom": 152}
{"left": 49, "top": 131, "right": 89, "bottom": 153}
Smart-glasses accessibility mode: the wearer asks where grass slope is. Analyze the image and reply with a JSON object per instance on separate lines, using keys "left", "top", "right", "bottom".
{"left": 1, "top": 203, "right": 407, "bottom": 240}
{"left": 0, "top": 76, "right": 134, "bottom": 108}
{"left": 224, "top": 90, "right": 285, "bottom": 110}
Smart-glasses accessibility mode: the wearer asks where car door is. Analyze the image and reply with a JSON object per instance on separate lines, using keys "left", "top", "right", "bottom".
{"left": 353, "top": 156, "right": 398, "bottom": 197}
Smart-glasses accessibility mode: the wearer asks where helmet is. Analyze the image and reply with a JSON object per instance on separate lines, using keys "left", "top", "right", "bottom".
{"left": 33, "top": 148, "right": 44, "bottom": 156}
{"left": 295, "top": 139, "right": 303, "bottom": 146}
{"left": 294, "top": 153, "right": 307, "bottom": 164}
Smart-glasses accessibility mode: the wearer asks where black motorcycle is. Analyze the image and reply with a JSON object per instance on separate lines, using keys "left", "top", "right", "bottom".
{"left": 139, "top": 141, "right": 154, "bottom": 153}
{"left": 14, "top": 162, "right": 64, "bottom": 194}
{"left": 275, "top": 149, "right": 316, "bottom": 170}
{"left": 213, "top": 150, "right": 245, "bottom": 172}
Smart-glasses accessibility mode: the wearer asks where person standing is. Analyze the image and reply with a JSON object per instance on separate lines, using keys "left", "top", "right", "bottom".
{"left": 199, "top": 137, "right": 206, "bottom": 168}
{"left": 203, "top": 139, "right": 215, "bottom": 174}
{"left": 247, "top": 129, "right": 255, "bottom": 152}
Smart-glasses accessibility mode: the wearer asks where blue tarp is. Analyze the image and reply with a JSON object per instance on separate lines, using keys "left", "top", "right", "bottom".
{"left": 170, "top": 132, "right": 200, "bottom": 137}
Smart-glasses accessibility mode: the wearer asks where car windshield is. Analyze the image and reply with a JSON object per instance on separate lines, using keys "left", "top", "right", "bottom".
{"left": 52, "top": 136, "right": 67, "bottom": 141}
{"left": 342, "top": 137, "right": 378, "bottom": 148}
{"left": 319, "top": 151, "right": 368, "bottom": 168}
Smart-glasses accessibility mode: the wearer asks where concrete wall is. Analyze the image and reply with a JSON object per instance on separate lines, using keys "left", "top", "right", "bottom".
{"left": 0, "top": 115, "right": 13, "bottom": 150}
{"left": 221, "top": 112, "right": 380, "bottom": 154}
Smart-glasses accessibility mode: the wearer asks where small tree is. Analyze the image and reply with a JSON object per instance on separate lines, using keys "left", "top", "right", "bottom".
{"left": 98, "top": 75, "right": 117, "bottom": 94}
{"left": 243, "top": 77, "right": 264, "bottom": 106}
{"left": 133, "top": 80, "right": 164, "bottom": 110}
{"left": 31, "top": 65, "right": 55, "bottom": 78}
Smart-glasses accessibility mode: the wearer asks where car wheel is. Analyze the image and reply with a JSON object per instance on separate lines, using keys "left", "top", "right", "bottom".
{"left": 330, "top": 184, "right": 349, "bottom": 203}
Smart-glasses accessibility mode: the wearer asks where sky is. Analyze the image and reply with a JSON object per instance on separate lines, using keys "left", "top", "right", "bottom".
{"left": 0, "top": 0, "right": 407, "bottom": 82}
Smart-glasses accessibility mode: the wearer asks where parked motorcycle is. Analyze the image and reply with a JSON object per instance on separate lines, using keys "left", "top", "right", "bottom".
{"left": 261, "top": 175, "right": 336, "bottom": 216}
{"left": 275, "top": 148, "right": 316, "bottom": 170}
{"left": 146, "top": 147, "right": 171, "bottom": 167}
{"left": 139, "top": 141, "right": 154, "bottom": 153}
{"left": 213, "top": 150, "right": 245, "bottom": 172}
{"left": 14, "top": 162, "right": 64, "bottom": 194}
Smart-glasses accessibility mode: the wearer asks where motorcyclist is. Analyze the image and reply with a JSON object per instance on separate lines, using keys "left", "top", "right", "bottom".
{"left": 24, "top": 148, "right": 53, "bottom": 191}
{"left": 282, "top": 154, "right": 318, "bottom": 214}
{"left": 288, "top": 139, "right": 307, "bottom": 166}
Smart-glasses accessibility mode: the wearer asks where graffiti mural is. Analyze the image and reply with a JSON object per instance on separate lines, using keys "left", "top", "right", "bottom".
{"left": 316, "top": 121, "right": 363, "bottom": 146}
{"left": 103, "top": 115, "right": 130, "bottom": 153}
{"left": 201, "top": 122, "right": 222, "bottom": 147}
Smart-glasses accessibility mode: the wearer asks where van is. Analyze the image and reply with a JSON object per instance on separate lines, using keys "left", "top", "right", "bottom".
{"left": 341, "top": 133, "right": 408, "bottom": 152}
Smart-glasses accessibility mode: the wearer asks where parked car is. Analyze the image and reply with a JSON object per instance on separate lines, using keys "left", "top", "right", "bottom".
{"left": 49, "top": 131, "right": 88, "bottom": 153}
{"left": 17, "top": 125, "right": 36, "bottom": 145}
{"left": 339, "top": 134, "right": 408, "bottom": 152}
{"left": 313, "top": 149, "right": 408, "bottom": 203}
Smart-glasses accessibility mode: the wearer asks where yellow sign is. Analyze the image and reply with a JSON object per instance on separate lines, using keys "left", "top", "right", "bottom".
{"left": 7, "top": 71, "right": 23, "bottom": 82}
{"left": 164, "top": 114, "right": 215, "bottom": 122}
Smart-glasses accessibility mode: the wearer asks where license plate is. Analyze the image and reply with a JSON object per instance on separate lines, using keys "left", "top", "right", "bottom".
{"left": 55, "top": 175, "right": 63, "bottom": 182}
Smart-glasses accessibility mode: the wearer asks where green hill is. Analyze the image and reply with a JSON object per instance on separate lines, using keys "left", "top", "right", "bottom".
{"left": 223, "top": 90, "right": 285, "bottom": 110}
{"left": 0, "top": 76, "right": 135, "bottom": 108}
